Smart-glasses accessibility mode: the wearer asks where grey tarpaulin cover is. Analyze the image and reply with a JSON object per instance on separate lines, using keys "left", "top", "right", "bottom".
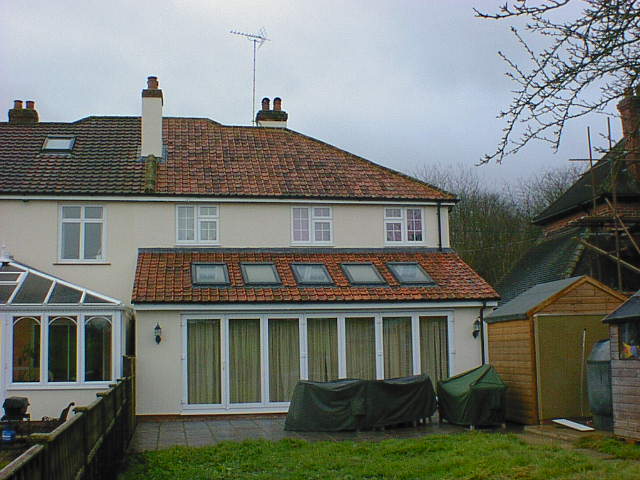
{"left": 284, "top": 375, "right": 437, "bottom": 432}
{"left": 437, "top": 364, "right": 507, "bottom": 427}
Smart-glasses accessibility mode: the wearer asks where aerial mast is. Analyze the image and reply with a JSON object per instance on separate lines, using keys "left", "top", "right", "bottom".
{"left": 230, "top": 28, "right": 270, "bottom": 125}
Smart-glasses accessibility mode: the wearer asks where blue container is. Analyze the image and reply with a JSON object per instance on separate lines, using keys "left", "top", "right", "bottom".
{"left": 1, "top": 428, "right": 16, "bottom": 442}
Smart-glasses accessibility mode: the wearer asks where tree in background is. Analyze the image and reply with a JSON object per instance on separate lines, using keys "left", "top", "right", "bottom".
{"left": 416, "top": 163, "right": 583, "bottom": 286}
{"left": 476, "top": 0, "right": 640, "bottom": 163}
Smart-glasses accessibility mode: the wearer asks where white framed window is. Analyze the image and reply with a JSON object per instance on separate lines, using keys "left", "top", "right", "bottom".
{"left": 292, "top": 206, "right": 333, "bottom": 245}
{"left": 176, "top": 205, "right": 219, "bottom": 245}
{"left": 384, "top": 207, "right": 424, "bottom": 244}
{"left": 59, "top": 205, "right": 105, "bottom": 262}
{"left": 9, "top": 312, "right": 115, "bottom": 386}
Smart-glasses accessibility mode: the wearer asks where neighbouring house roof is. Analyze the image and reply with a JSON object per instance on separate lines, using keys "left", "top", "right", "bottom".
{"left": 131, "top": 248, "right": 499, "bottom": 304}
{"left": 496, "top": 227, "right": 585, "bottom": 304}
{"left": 0, "top": 117, "right": 454, "bottom": 201}
{"left": 0, "top": 259, "right": 123, "bottom": 307}
{"left": 487, "top": 276, "right": 584, "bottom": 323}
{"left": 604, "top": 290, "right": 640, "bottom": 323}
{"left": 533, "top": 143, "right": 640, "bottom": 225}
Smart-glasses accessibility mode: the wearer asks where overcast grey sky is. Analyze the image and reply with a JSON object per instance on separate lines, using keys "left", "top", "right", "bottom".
{"left": 0, "top": 0, "right": 621, "bottom": 187}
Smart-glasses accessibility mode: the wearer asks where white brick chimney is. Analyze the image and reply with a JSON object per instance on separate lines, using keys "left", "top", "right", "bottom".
{"left": 141, "top": 76, "right": 163, "bottom": 157}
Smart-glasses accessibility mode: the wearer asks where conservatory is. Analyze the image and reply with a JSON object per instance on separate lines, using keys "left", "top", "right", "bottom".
{"left": 0, "top": 258, "right": 129, "bottom": 418}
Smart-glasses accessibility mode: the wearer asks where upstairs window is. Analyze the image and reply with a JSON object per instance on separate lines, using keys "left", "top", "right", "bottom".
{"left": 42, "top": 136, "right": 75, "bottom": 152}
{"left": 241, "top": 263, "right": 281, "bottom": 286}
{"left": 341, "top": 263, "right": 386, "bottom": 285}
{"left": 387, "top": 262, "right": 434, "bottom": 285}
{"left": 292, "top": 206, "right": 332, "bottom": 244}
{"left": 384, "top": 207, "right": 424, "bottom": 244}
{"left": 291, "top": 263, "right": 333, "bottom": 285}
{"left": 59, "top": 206, "right": 105, "bottom": 262}
{"left": 177, "top": 205, "right": 219, "bottom": 245}
{"left": 192, "top": 263, "right": 230, "bottom": 286}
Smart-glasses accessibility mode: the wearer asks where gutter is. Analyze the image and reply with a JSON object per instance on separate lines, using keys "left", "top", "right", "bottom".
{"left": 437, "top": 202, "right": 443, "bottom": 251}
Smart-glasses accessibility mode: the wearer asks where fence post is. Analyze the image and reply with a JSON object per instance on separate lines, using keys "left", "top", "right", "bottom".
{"left": 74, "top": 407, "right": 90, "bottom": 477}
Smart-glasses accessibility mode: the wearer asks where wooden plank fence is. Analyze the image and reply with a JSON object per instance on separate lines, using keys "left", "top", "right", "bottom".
{"left": 0, "top": 356, "right": 136, "bottom": 480}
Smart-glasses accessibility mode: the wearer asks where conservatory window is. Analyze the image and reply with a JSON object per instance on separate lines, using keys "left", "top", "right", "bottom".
{"left": 85, "top": 316, "right": 112, "bottom": 381}
{"left": 48, "top": 316, "right": 78, "bottom": 382}
{"left": 12, "top": 316, "right": 41, "bottom": 383}
{"left": 59, "top": 205, "right": 105, "bottom": 261}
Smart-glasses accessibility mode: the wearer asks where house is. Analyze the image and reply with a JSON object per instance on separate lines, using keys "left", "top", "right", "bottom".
{"left": 486, "top": 276, "right": 625, "bottom": 424}
{"left": 0, "top": 77, "right": 498, "bottom": 418}
{"left": 497, "top": 88, "right": 640, "bottom": 304}
{"left": 602, "top": 290, "right": 640, "bottom": 441}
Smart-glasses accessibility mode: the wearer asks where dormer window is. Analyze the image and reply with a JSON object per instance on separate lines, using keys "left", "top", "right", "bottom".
{"left": 42, "top": 136, "right": 75, "bottom": 152}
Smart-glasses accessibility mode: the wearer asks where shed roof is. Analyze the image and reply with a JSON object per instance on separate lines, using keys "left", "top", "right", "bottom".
{"left": 603, "top": 290, "right": 640, "bottom": 324}
{"left": 486, "top": 276, "right": 585, "bottom": 323}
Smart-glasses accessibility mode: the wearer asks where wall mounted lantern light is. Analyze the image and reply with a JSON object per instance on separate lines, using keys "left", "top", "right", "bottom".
{"left": 154, "top": 323, "right": 162, "bottom": 344}
{"left": 472, "top": 318, "right": 482, "bottom": 338}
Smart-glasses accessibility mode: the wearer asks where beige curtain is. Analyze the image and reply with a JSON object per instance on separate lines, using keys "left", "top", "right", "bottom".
{"left": 346, "top": 317, "right": 376, "bottom": 379}
{"left": 229, "top": 319, "right": 261, "bottom": 403}
{"left": 383, "top": 317, "right": 413, "bottom": 378}
{"left": 269, "top": 319, "right": 300, "bottom": 402}
{"left": 420, "top": 316, "right": 449, "bottom": 383}
{"left": 307, "top": 318, "right": 338, "bottom": 381}
{"left": 188, "top": 319, "right": 221, "bottom": 404}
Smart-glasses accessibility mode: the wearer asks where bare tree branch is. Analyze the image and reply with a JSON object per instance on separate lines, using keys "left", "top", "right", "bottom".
{"left": 475, "top": 0, "right": 640, "bottom": 163}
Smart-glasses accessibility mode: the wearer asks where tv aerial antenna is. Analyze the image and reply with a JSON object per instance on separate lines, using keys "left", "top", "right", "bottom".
{"left": 230, "top": 28, "right": 270, "bottom": 124}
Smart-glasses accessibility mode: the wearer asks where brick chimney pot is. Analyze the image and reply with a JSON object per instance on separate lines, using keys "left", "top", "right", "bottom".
{"left": 261, "top": 97, "right": 270, "bottom": 111}
{"left": 25, "top": 101, "right": 35, "bottom": 110}
{"left": 147, "top": 76, "right": 159, "bottom": 89}
{"left": 13, "top": 100, "right": 23, "bottom": 110}
{"left": 273, "top": 97, "right": 282, "bottom": 111}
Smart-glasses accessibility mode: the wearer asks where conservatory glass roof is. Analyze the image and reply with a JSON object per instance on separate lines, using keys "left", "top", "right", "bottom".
{"left": 0, "top": 261, "right": 121, "bottom": 306}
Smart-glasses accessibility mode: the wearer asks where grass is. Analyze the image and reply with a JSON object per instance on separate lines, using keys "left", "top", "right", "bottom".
{"left": 575, "top": 434, "right": 640, "bottom": 460}
{"left": 119, "top": 432, "right": 640, "bottom": 480}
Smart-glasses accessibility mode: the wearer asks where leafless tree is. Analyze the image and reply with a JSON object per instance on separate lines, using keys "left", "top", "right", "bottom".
{"left": 415, "top": 163, "right": 583, "bottom": 285}
{"left": 476, "top": 0, "right": 640, "bottom": 163}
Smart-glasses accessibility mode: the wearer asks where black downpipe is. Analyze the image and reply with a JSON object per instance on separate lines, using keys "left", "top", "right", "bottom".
{"left": 437, "top": 202, "right": 443, "bottom": 251}
{"left": 480, "top": 301, "right": 486, "bottom": 365}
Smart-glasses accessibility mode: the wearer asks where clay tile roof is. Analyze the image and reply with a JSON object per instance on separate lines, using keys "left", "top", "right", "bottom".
{"left": 0, "top": 116, "right": 454, "bottom": 201}
{"left": 132, "top": 248, "right": 498, "bottom": 304}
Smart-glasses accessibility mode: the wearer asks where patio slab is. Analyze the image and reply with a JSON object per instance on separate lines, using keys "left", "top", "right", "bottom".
{"left": 129, "top": 415, "right": 517, "bottom": 452}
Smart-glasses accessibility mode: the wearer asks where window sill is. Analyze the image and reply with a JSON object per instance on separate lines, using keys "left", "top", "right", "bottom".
{"left": 54, "top": 262, "right": 111, "bottom": 265}
{"left": 175, "top": 243, "right": 221, "bottom": 247}
{"left": 7, "top": 383, "right": 112, "bottom": 391}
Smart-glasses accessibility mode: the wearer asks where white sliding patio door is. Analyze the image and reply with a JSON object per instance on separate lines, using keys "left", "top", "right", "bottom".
{"left": 187, "top": 319, "right": 221, "bottom": 404}
{"left": 229, "top": 318, "right": 261, "bottom": 404}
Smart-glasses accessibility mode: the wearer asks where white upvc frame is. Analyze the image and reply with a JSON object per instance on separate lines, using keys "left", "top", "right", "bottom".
{"left": 175, "top": 204, "right": 220, "bottom": 246}
{"left": 2, "top": 309, "right": 122, "bottom": 391}
{"left": 57, "top": 204, "right": 107, "bottom": 263}
{"left": 383, "top": 206, "right": 425, "bottom": 245}
{"left": 290, "top": 206, "right": 333, "bottom": 246}
{"left": 179, "top": 308, "right": 455, "bottom": 414}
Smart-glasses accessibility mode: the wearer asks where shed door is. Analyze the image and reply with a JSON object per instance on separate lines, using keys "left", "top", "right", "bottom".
{"left": 534, "top": 315, "right": 609, "bottom": 421}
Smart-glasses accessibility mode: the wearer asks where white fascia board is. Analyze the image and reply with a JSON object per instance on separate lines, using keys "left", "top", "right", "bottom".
{"left": 133, "top": 300, "right": 496, "bottom": 312}
{"left": 0, "top": 195, "right": 456, "bottom": 207}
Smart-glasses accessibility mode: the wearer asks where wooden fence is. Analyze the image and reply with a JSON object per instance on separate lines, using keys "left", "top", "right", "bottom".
{"left": 0, "top": 356, "right": 136, "bottom": 480}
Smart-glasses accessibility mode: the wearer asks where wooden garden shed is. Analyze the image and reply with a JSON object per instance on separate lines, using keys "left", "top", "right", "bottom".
{"left": 603, "top": 292, "right": 640, "bottom": 441}
{"left": 486, "top": 276, "right": 626, "bottom": 424}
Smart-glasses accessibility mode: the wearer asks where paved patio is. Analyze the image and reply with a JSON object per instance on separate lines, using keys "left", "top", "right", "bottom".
{"left": 130, "top": 415, "right": 519, "bottom": 452}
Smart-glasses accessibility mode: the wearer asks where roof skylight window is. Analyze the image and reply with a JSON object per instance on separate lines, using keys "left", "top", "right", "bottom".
{"left": 387, "top": 262, "right": 434, "bottom": 285}
{"left": 241, "top": 263, "right": 281, "bottom": 286}
{"left": 192, "top": 263, "right": 230, "bottom": 285}
{"left": 291, "top": 263, "right": 333, "bottom": 285}
{"left": 341, "top": 263, "right": 386, "bottom": 285}
{"left": 42, "top": 136, "right": 75, "bottom": 152}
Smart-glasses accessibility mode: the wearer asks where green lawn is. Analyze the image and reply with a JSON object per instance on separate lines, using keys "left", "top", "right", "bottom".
{"left": 119, "top": 433, "right": 640, "bottom": 480}
{"left": 575, "top": 434, "right": 640, "bottom": 460}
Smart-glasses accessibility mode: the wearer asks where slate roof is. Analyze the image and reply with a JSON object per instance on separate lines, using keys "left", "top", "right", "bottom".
{"left": 0, "top": 116, "right": 454, "bottom": 201}
{"left": 533, "top": 143, "right": 640, "bottom": 225}
{"left": 487, "top": 276, "right": 584, "bottom": 323}
{"left": 604, "top": 290, "right": 640, "bottom": 323}
{"left": 495, "top": 228, "right": 584, "bottom": 304}
{"left": 132, "top": 248, "right": 499, "bottom": 304}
